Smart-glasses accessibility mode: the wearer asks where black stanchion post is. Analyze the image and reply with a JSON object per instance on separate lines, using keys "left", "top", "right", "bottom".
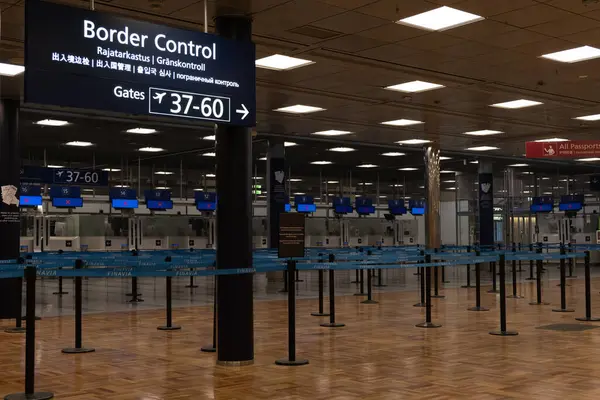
{"left": 373, "top": 268, "right": 386, "bottom": 287}
{"left": 526, "top": 243, "right": 535, "bottom": 281}
{"left": 361, "top": 266, "right": 378, "bottom": 305}
{"left": 278, "top": 270, "right": 288, "bottom": 293}
{"left": 490, "top": 254, "right": 518, "bottom": 336}
{"left": 127, "top": 276, "right": 143, "bottom": 302}
{"left": 4, "top": 266, "right": 54, "bottom": 400}
{"left": 530, "top": 244, "right": 549, "bottom": 305}
{"left": 354, "top": 269, "right": 365, "bottom": 296}
{"left": 462, "top": 245, "right": 472, "bottom": 289}
{"left": 414, "top": 251, "right": 426, "bottom": 307}
{"left": 62, "top": 260, "right": 95, "bottom": 354}
{"left": 468, "top": 251, "right": 489, "bottom": 312}
{"left": 321, "top": 267, "right": 345, "bottom": 328}
{"left": 432, "top": 249, "right": 444, "bottom": 299}
{"left": 351, "top": 269, "right": 359, "bottom": 283}
{"left": 553, "top": 245, "right": 574, "bottom": 313}
{"left": 416, "top": 255, "right": 441, "bottom": 328}
{"left": 185, "top": 275, "right": 199, "bottom": 289}
{"left": 276, "top": 260, "right": 308, "bottom": 366}
{"left": 201, "top": 275, "right": 217, "bottom": 352}
{"left": 52, "top": 267, "right": 68, "bottom": 295}
{"left": 311, "top": 254, "right": 332, "bottom": 317}
{"left": 508, "top": 245, "right": 522, "bottom": 299}
{"left": 488, "top": 261, "right": 498, "bottom": 293}
{"left": 576, "top": 251, "right": 600, "bottom": 322}
{"left": 4, "top": 274, "right": 25, "bottom": 334}
{"left": 294, "top": 268, "right": 303, "bottom": 283}
{"left": 157, "top": 277, "right": 181, "bottom": 331}
{"left": 567, "top": 242, "right": 576, "bottom": 279}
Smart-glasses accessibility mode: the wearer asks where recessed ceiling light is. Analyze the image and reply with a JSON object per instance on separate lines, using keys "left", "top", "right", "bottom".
{"left": 467, "top": 146, "right": 499, "bottom": 151}
{"left": 522, "top": 172, "right": 534, "bottom": 175}
{"left": 470, "top": 160, "right": 479, "bottom": 164}
{"left": 114, "top": 185, "right": 129, "bottom": 188}
{"left": 289, "top": 178, "right": 302, "bottom": 182}
{"left": 446, "top": 187, "right": 456, "bottom": 190}
{"left": 541, "top": 46, "right": 600, "bottom": 63}
{"left": 490, "top": 100, "right": 542, "bottom": 109}
{"left": 203, "top": 152, "right": 216, "bottom": 157}
{"left": 311, "top": 130, "right": 352, "bottom": 136}
{"left": 379, "top": 195, "right": 387, "bottom": 198}
{"left": 463, "top": 129, "right": 503, "bottom": 136}
{"left": 534, "top": 138, "right": 569, "bottom": 142}
{"left": 258, "top": 157, "right": 267, "bottom": 161}
{"left": 359, "top": 182, "right": 373, "bottom": 185}
{"left": 311, "top": 161, "right": 333, "bottom": 165}
{"left": 47, "top": 165, "right": 65, "bottom": 168}
{"left": 36, "top": 119, "right": 69, "bottom": 127}
{"left": 390, "top": 184, "right": 404, "bottom": 187}
{"left": 381, "top": 152, "right": 406, "bottom": 157}
{"left": 155, "top": 171, "right": 173, "bottom": 175}
{"left": 0, "top": 62, "right": 25, "bottom": 76}
{"left": 139, "top": 147, "right": 164, "bottom": 152}
{"left": 275, "top": 105, "right": 325, "bottom": 114}
{"left": 508, "top": 163, "right": 528, "bottom": 167}
{"left": 205, "top": 173, "right": 216, "bottom": 178}
{"left": 399, "top": 167, "right": 418, "bottom": 171}
{"left": 542, "top": 177, "right": 550, "bottom": 180}
{"left": 203, "top": 135, "right": 216, "bottom": 140}
{"left": 252, "top": 176, "right": 264, "bottom": 180}
{"left": 328, "top": 147, "right": 355, "bottom": 152}
{"left": 65, "top": 141, "right": 93, "bottom": 147}
{"left": 293, "top": 192, "right": 306, "bottom": 195}
{"left": 357, "top": 164, "right": 378, "bottom": 168}
{"left": 326, "top": 180, "right": 339, "bottom": 184}
{"left": 255, "top": 54, "right": 314, "bottom": 71}
{"left": 439, "top": 156, "right": 452, "bottom": 160}
{"left": 396, "top": 139, "right": 431, "bottom": 145}
{"left": 385, "top": 80, "right": 444, "bottom": 93}
{"left": 419, "top": 186, "right": 425, "bottom": 189}
{"left": 102, "top": 168, "right": 121, "bottom": 172}
{"left": 284, "top": 141, "right": 298, "bottom": 147}
{"left": 127, "top": 128, "right": 157, "bottom": 134}
{"left": 382, "top": 119, "right": 424, "bottom": 126}
{"left": 193, "top": 188, "right": 204, "bottom": 191}
{"left": 440, "top": 170, "right": 455, "bottom": 173}
{"left": 577, "top": 157, "right": 600, "bottom": 161}
{"left": 155, "top": 186, "right": 170, "bottom": 190}
{"left": 444, "top": 180, "right": 456, "bottom": 183}
{"left": 575, "top": 114, "right": 600, "bottom": 121}
{"left": 397, "top": 6, "right": 484, "bottom": 31}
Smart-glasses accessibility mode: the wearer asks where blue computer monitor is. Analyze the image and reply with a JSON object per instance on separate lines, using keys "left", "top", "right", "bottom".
{"left": 20, "top": 196, "right": 43, "bottom": 207}
{"left": 356, "top": 205, "right": 375, "bottom": 215}
{"left": 334, "top": 205, "right": 353, "bottom": 214}
{"left": 530, "top": 203, "right": 552, "bottom": 213}
{"left": 111, "top": 199, "right": 139, "bottom": 209}
{"left": 196, "top": 201, "right": 216, "bottom": 211}
{"left": 389, "top": 206, "right": 407, "bottom": 215}
{"left": 411, "top": 207, "right": 425, "bottom": 215}
{"left": 297, "top": 204, "right": 317, "bottom": 213}
{"left": 559, "top": 202, "right": 582, "bottom": 212}
{"left": 147, "top": 200, "right": 173, "bottom": 210}
{"left": 52, "top": 197, "right": 83, "bottom": 208}
{"left": 284, "top": 203, "right": 291, "bottom": 212}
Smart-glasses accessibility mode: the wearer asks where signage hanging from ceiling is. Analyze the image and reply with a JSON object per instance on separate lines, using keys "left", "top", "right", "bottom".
{"left": 24, "top": 1, "right": 256, "bottom": 126}
{"left": 21, "top": 166, "right": 109, "bottom": 187}
{"left": 525, "top": 141, "right": 600, "bottom": 158}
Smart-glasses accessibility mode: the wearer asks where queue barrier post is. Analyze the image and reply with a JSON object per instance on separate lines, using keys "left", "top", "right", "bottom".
{"left": 276, "top": 260, "right": 309, "bottom": 366}
{"left": 373, "top": 267, "right": 386, "bottom": 287}
{"left": 416, "top": 254, "right": 441, "bottom": 329}
{"left": 432, "top": 249, "right": 444, "bottom": 299}
{"left": 553, "top": 245, "right": 574, "bottom": 313}
{"left": 52, "top": 267, "right": 68, "bottom": 295}
{"left": 201, "top": 264, "right": 218, "bottom": 352}
{"left": 414, "top": 250, "right": 426, "bottom": 307}
{"left": 487, "top": 261, "right": 498, "bottom": 293}
{"left": 525, "top": 243, "right": 535, "bottom": 281}
{"left": 278, "top": 270, "right": 288, "bottom": 293}
{"left": 4, "top": 266, "right": 54, "bottom": 400}
{"left": 321, "top": 257, "right": 345, "bottom": 328}
{"left": 461, "top": 246, "right": 472, "bottom": 288}
{"left": 354, "top": 269, "right": 366, "bottom": 296}
{"left": 529, "top": 244, "right": 549, "bottom": 306}
{"left": 576, "top": 251, "right": 600, "bottom": 322}
{"left": 468, "top": 251, "right": 489, "bottom": 312}
{"left": 311, "top": 254, "right": 331, "bottom": 317}
{"left": 567, "top": 242, "right": 577, "bottom": 279}
{"left": 62, "top": 260, "right": 95, "bottom": 354}
{"left": 490, "top": 254, "right": 518, "bottom": 336}
{"left": 507, "top": 244, "right": 522, "bottom": 299}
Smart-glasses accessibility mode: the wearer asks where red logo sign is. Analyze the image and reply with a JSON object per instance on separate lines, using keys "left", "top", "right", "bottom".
{"left": 526, "top": 141, "right": 600, "bottom": 158}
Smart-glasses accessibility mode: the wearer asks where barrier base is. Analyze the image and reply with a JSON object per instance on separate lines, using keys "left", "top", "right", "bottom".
{"left": 529, "top": 301, "right": 550, "bottom": 306}
{"left": 556, "top": 283, "right": 571, "bottom": 287}
{"left": 200, "top": 345, "right": 216, "bottom": 353}
{"left": 4, "top": 391, "right": 54, "bottom": 400}
{"left": 373, "top": 284, "right": 387, "bottom": 287}
{"left": 489, "top": 330, "right": 518, "bottom": 336}
{"left": 468, "top": 306, "right": 489, "bottom": 312}
{"left": 52, "top": 291, "right": 68, "bottom": 295}
{"left": 310, "top": 312, "right": 330, "bottom": 317}
{"left": 128, "top": 297, "right": 144, "bottom": 303}
{"left": 21, "top": 316, "right": 41, "bottom": 321}
{"left": 157, "top": 325, "right": 181, "bottom": 331}
{"left": 416, "top": 322, "right": 441, "bottom": 328}
{"left": 62, "top": 347, "right": 95, "bottom": 354}
{"left": 507, "top": 295, "right": 523, "bottom": 299}
{"left": 275, "top": 358, "right": 309, "bottom": 366}
{"left": 461, "top": 285, "right": 473, "bottom": 288}
{"left": 552, "top": 308, "right": 575, "bottom": 313}
{"left": 413, "top": 302, "right": 426, "bottom": 307}
{"left": 431, "top": 295, "right": 445, "bottom": 299}
{"left": 575, "top": 317, "right": 600, "bottom": 322}
{"left": 353, "top": 293, "right": 366, "bottom": 296}
{"left": 185, "top": 285, "right": 199, "bottom": 288}
{"left": 361, "top": 299, "right": 378, "bottom": 304}
{"left": 320, "top": 322, "right": 345, "bottom": 328}
{"left": 4, "top": 327, "right": 25, "bottom": 333}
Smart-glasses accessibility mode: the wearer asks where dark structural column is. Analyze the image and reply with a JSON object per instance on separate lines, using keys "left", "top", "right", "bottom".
{"left": 215, "top": 3, "right": 254, "bottom": 366}
{"left": 267, "top": 141, "right": 286, "bottom": 248}
{"left": 478, "top": 162, "right": 494, "bottom": 248}
{"left": 0, "top": 99, "right": 22, "bottom": 322}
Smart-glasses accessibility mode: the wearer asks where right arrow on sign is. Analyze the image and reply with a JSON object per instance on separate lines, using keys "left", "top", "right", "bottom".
{"left": 236, "top": 104, "right": 249, "bottom": 120}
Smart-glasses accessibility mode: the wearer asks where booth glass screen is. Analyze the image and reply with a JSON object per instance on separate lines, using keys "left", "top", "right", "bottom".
{"left": 389, "top": 207, "right": 407, "bottom": 215}
{"left": 530, "top": 203, "right": 552, "bottom": 213}
{"left": 196, "top": 201, "right": 216, "bottom": 211}
{"left": 147, "top": 200, "right": 173, "bottom": 210}
{"left": 356, "top": 205, "right": 375, "bottom": 215}
{"left": 111, "top": 199, "right": 138, "bottom": 209}
{"left": 559, "top": 202, "right": 582, "bottom": 212}
{"left": 411, "top": 207, "right": 425, "bottom": 215}
{"left": 334, "top": 205, "right": 352, "bottom": 214}
{"left": 52, "top": 197, "right": 83, "bottom": 208}
{"left": 297, "top": 204, "right": 316, "bottom": 213}
{"left": 284, "top": 204, "right": 291, "bottom": 212}
{"left": 20, "top": 196, "right": 42, "bottom": 207}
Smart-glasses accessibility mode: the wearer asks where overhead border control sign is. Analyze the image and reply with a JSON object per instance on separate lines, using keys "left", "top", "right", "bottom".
{"left": 24, "top": 0, "right": 256, "bottom": 127}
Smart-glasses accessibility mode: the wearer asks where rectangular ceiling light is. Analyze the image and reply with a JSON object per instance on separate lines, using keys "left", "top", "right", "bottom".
{"left": 255, "top": 54, "right": 314, "bottom": 71}
{"left": 463, "top": 129, "right": 503, "bottom": 136}
{"left": 328, "top": 147, "right": 355, "bottom": 152}
{"left": 275, "top": 105, "right": 325, "bottom": 114}
{"left": 385, "top": 80, "right": 444, "bottom": 93}
{"left": 396, "top": 139, "right": 431, "bottom": 145}
{"left": 65, "top": 141, "right": 93, "bottom": 147}
{"left": 205, "top": 173, "right": 216, "bottom": 178}
{"left": 381, "top": 119, "right": 424, "bottom": 126}
{"left": 575, "top": 114, "right": 600, "bottom": 121}
{"left": 508, "top": 163, "right": 528, "bottom": 167}
{"left": 311, "top": 161, "right": 333, "bottom": 165}
{"left": 467, "top": 146, "right": 499, "bottom": 151}
{"left": 102, "top": 168, "right": 121, "bottom": 172}
{"left": 439, "top": 156, "right": 452, "bottom": 160}
{"left": 399, "top": 167, "right": 418, "bottom": 171}
{"left": 357, "top": 164, "right": 378, "bottom": 168}
{"left": 138, "top": 147, "right": 164, "bottom": 152}
{"left": 382, "top": 152, "right": 406, "bottom": 157}
{"left": 258, "top": 157, "right": 267, "bottom": 161}
{"left": 326, "top": 180, "right": 339, "bottom": 184}
{"left": 397, "top": 6, "right": 484, "bottom": 31}
{"left": 203, "top": 135, "right": 216, "bottom": 140}
{"left": 440, "top": 170, "right": 455, "bottom": 173}
{"left": 469, "top": 160, "right": 479, "bottom": 164}
{"left": 359, "top": 182, "right": 373, "bottom": 185}
{"left": 444, "top": 180, "right": 456, "bottom": 183}
{"left": 289, "top": 178, "right": 302, "bottom": 182}
{"left": 390, "top": 184, "right": 404, "bottom": 187}
{"left": 155, "top": 171, "right": 173, "bottom": 175}
{"left": 577, "top": 157, "right": 600, "bottom": 161}
{"left": 284, "top": 141, "right": 297, "bottom": 147}
{"left": 36, "top": 119, "right": 69, "bottom": 126}
{"left": 311, "top": 130, "right": 352, "bottom": 136}
{"left": 114, "top": 185, "right": 129, "bottom": 188}
{"left": 0, "top": 62, "right": 24, "bottom": 76}
{"left": 534, "top": 138, "right": 569, "bottom": 142}
{"left": 203, "top": 152, "right": 216, "bottom": 157}
{"left": 127, "top": 128, "right": 157, "bottom": 134}
{"left": 541, "top": 46, "right": 600, "bottom": 63}
{"left": 490, "top": 99, "right": 542, "bottom": 109}
{"left": 47, "top": 165, "right": 65, "bottom": 168}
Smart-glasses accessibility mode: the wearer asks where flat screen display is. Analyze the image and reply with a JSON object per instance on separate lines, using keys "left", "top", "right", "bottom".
{"left": 530, "top": 203, "right": 552, "bottom": 213}
{"left": 20, "top": 196, "right": 43, "bottom": 207}
{"left": 52, "top": 197, "right": 83, "bottom": 208}
{"left": 356, "top": 205, "right": 375, "bottom": 215}
{"left": 334, "top": 205, "right": 353, "bottom": 214}
{"left": 284, "top": 203, "right": 291, "bottom": 212}
{"left": 559, "top": 202, "right": 582, "bottom": 212}
{"left": 411, "top": 207, "right": 425, "bottom": 215}
{"left": 296, "top": 204, "right": 316, "bottom": 213}
{"left": 147, "top": 200, "right": 173, "bottom": 210}
{"left": 111, "top": 199, "right": 139, "bottom": 209}
{"left": 196, "top": 201, "right": 216, "bottom": 211}
{"left": 389, "top": 206, "right": 407, "bottom": 215}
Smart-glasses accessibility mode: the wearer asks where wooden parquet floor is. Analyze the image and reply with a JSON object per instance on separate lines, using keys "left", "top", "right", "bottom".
{"left": 2, "top": 278, "right": 600, "bottom": 399}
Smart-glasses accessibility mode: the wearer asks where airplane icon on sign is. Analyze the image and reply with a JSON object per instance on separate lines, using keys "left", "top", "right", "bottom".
{"left": 153, "top": 92, "right": 167, "bottom": 104}
{"left": 56, "top": 171, "right": 64, "bottom": 177}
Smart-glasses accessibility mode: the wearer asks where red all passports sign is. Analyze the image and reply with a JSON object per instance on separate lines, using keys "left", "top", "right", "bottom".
{"left": 526, "top": 141, "right": 600, "bottom": 158}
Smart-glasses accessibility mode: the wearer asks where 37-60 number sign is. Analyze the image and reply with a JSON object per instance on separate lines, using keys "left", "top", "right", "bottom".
{"left": 54, "top": 168, "right": 106, "bottom": 185}
{"left": 149, "top": 87, "right": 231, "bottom": 122}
